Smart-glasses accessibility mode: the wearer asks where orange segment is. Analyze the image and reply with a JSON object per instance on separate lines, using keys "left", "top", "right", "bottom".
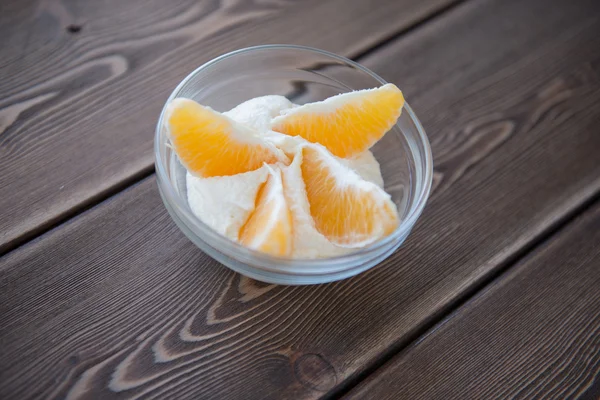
{"left": 166, "top": 98, "right": 287, "bottom": 177}
{"left": 271, "top": 84, "right": 404, "bottom": 158}
{"left": 239, "top": 166, "right": 292, "bottom": 256}
{"left": 301, "top": 145, "right": 399, "bottom": 246}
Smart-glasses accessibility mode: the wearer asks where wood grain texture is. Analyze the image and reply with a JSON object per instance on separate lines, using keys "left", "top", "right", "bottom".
{"left": 0, "top": 0, "right": 456, "bottom": 253}
{"left": 2, "top": 0, "right": 600, "bottom": 398}
{"left": 345, "top": 201, "right": 600, "bottom": 400}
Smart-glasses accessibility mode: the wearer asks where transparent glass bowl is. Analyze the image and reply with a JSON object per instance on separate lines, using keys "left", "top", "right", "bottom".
{"left": 155, "top": 45, "right": 433, "bottom": 285}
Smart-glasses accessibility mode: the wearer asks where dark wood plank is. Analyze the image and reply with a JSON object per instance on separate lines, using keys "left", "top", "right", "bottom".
{"left": 345, "top": 201, "right": 600, "bottom": 400}
{"left": 2, "top": 0, "right": 600, "bottom": 398}
{"left": 0, "top": 0, "right": 456, "bottom": 253}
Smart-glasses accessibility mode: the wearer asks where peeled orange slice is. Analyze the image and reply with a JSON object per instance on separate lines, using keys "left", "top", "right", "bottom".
{"left": 166, "top": 98, "right": 287, "bottom": 177}
{"left": 239, "top": 166, "right": 292, "bottom": 256}
{"left": 300, "top": 145, "right": 399, "bottom": 246}
{"left": 271, "top": 84, "right": 404, "bottom": 158}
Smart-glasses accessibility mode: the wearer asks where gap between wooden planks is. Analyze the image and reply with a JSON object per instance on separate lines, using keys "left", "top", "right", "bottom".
{"left": 0, "top": 0, "right": 458, "bottom": 255}
{"left": 345, "top": 199, "right": 600, "bottom": 400}
{"left": 1, "top": 0, "right": 600, "bottom": 398}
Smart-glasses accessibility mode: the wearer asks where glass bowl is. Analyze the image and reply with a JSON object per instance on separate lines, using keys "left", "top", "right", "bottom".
{"left": 155, "top": 45, "right": 433, "bottom": 285}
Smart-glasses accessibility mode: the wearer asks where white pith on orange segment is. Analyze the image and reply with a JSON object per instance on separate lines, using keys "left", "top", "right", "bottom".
{"left": 300, "top": 144, "right": 399, "bottom": 247}
{"left": 271, "top": 83, "right": 404, "bottom": 158}
{"left": 166, "top": 98, "right": 288, "bottom": 177}
{"left": 239, "top": 166, "right": 293, "bottom": 256}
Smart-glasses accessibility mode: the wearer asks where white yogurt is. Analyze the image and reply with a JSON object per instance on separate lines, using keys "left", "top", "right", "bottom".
{"left": 186, "top": 95, "right": 385, "bottom": 258}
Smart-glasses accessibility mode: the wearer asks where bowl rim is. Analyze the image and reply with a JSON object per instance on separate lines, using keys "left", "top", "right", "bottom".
{"left": 154, "top": 44, "right": 433, "bottom": 273}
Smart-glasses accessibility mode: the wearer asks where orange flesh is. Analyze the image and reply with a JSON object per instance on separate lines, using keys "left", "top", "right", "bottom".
{"left": 301, "top": 146, "right": 399, "bottom": 246}
{"left": 239, "top": 169, "right": 293, "bottom": 256}
{"left": 167, "top": 98, "right": 285, "bottom": 177}
{"left": 272, "top": 84, "right": 404, "bottom": 158}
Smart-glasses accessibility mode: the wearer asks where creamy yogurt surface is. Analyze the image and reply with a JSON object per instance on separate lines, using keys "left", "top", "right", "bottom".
{"left": 186, "top": 95, "right": 385, "bottom": 259}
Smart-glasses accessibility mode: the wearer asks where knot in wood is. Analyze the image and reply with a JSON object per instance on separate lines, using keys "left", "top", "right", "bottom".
{"left": 293, "top": 353, "right": 337, "bottom": 392}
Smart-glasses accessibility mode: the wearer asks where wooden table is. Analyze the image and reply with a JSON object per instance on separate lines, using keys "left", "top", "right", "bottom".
{"left": 1, "top": 0, "right": 599, "bottom": 398}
